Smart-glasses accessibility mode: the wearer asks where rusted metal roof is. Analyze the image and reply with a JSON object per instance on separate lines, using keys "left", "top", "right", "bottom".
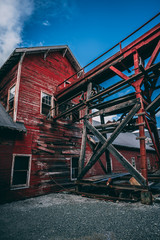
{"left": 0, "top": 45, "right": 81, "bottom": 80}
{"left": 0, "top": 102, "right": 26, "bottom": 132}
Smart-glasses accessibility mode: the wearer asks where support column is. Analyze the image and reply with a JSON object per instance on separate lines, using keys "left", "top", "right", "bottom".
{"left": 132, "top": 51, "right": 148, "bottom": 183}
{"left": 14, "top": 52, "right": 25, "bottom": 122}
{"left": 78, "top": 82, "right": 92, "bottom": 176}
{"left": 100, "top": 114, "right": 112, "bottom": 173}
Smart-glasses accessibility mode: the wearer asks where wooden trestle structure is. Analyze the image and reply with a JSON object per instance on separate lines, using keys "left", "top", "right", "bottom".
{"left": 53, "top": 14, "right": 160, "bottom": 202}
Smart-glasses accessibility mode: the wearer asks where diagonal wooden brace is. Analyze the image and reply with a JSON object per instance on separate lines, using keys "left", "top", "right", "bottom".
{"left": 87, "top": 98, "right": 138, "bottom": 119}
{"left": 87, "top": 137, "right": 107, "bottom": 175}
{"left": 78, "top": 101, "right": 147, "bottom": 185}
{"left": 107, "top": 144, "right": 146, "bottom": 185}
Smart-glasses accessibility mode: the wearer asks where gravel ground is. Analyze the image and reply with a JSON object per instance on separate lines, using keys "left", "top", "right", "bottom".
{"left": 0, "top": 192, "right": 160, "bottom": 240}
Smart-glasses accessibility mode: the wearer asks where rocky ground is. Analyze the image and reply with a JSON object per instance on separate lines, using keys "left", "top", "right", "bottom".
{"left": 0, "top": 192, "right": 160, "bottom": 240}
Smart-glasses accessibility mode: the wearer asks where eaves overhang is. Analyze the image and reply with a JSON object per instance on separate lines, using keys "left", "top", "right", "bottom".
{"left": 0, "top": 45, "right": 81, "bottom": 80}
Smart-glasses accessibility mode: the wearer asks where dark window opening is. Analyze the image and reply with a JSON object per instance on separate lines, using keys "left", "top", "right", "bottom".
{"left": 147, "top": 157, "right": 151, "bottom": 170}
{"left": 12, "top": 156, "right": 30, "bottom": 187}
{"left": 72, "top": 109, "right": 80, "bottom": 122}
{"left": 58, "top": 102, "right": 72, "bottom": 120}
{"left": 41, "top": 92, "right": 51, "bottom": 116}
{"left": 59, "top": 101, "right": 79, "bottom": 122}
{"left": 71, "top": 157, "right": 79, "bottom": 180}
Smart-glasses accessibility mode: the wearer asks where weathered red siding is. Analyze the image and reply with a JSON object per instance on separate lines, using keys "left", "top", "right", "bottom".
{"left": 0, "top": 51, "right": 82, "bottom": 202}
{"left": 82, "top": 145, "right": 157, "bottom": 178}
{"left": 110, "top": 147, "right": 157, "bottom": 173}
{"left": 17, "top": 52, "right": 77, "bottom": 124}
{"left": 0, "top": 64, "right": 18, "bottom": 116}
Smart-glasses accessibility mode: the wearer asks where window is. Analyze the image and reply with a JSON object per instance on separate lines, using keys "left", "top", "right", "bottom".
{"left": 131, "top": 157, "right": 136, "bottom": 168}
{"left": 72, "top": 106, "right": 80, "bottom": 122}
{"left": 8, "top": 85, "right": 16, "bottom": 110}
{"left": 11, "top": 155, "right": 31, "bottom": 188}
{"left": 58, "top": 102, "right": 80, "bottom": 122}
{"left": 71, "top": 157, "right": 79, "bottom": 180}
{"left": 41, "top": 92, "right": 52, "bottom": 116}
{"left": 147, "top": 157, "right": 151, "bottom": 170}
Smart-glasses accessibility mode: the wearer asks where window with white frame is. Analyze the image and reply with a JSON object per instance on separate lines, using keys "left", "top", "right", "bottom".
{"left": 131, "top": 157, "right": 136, "bottom": 168}
{"left": 71, "top": 157, "right": 79, "bottom": 180}
{"left": 41, "top": 92, "right": 52, "bottom": 116}
{"left": 11, "top": 155, "right": 31, "bottom": 188}
{"left": 8, "top": 84, "right": 16, "bottom": 110}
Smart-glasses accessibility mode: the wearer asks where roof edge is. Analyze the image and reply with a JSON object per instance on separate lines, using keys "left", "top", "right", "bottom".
{"left": 0, "top": 45, "right": 81, "bottom": 79}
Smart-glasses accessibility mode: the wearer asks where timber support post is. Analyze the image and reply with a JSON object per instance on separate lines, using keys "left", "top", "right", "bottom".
{"left": 100, "top": 114, "right": 111, "bottom": 173}
{"left": 78, "top": 81, "right": 92, "bottom": 177}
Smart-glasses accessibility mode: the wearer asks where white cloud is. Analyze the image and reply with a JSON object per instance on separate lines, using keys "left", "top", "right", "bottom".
{"left": 93, "top": 114, "right": 118, "bottom": 123}
{"left": 0, "top": 0, "right": 34, "bottom": 66}
{"left": 42, "top": 20, "right": 50, "bottom": 26}
{"left": 105, "top": 115, "right": 119, "bottom": 122}
{"left": 92, "top": 108, "right": 118, "bottom": 123}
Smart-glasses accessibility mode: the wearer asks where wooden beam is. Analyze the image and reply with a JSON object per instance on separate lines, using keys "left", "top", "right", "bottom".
{"left": 87, "top": 63, "right": 160, "bottom": 104}
{"left": 90, "top": 92, "right": 136, "bottom": 110}
{"left": 55, "top": 63, "right": 159, "bottom": 119}
{"left": 79, "top": 82, "right": 92, "bottom": 174}
{"left": 107, "top": 145, "right": 146, "bottom": 186}
{"left": 100, "top": 114, "right": 111, "bottom": 173}
{"left": 82, "top": 118, "right": 146, "bottom": 185}
{"left": 73, "top": 190, "right": 138, "bottom": 202}
{"left": 144, "top": 115, "right": 160, "bottom": 159}
{"left": 14, "top": 52, "right": 25, "bottom": 122}
{"left": 146, "top": 40, "right": 160, "bottom": 69}
{"left": 87, "top": 137, "right": 107, "bottom": 175}
{"left": 146, "top": 94, "right": 160, "bottom": 112}
{"left": 54, "top": 102, "right": 84, "bottom": 120}
{"left": 76, "top": 181, "right": 147, "bottom": 191}
{"left": 78, "top": 102, "right": 141, "bottom": 180}
{"left": 109, "top": 65, "right": 129, "bottom": 80}
{"left": 87, "top": 98, "right": 138, "bottom": 119}
{"left": 95, "top": 121, "right": 120, "bottom": 129}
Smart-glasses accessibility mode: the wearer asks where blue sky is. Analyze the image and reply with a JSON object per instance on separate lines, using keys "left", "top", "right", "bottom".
{"left": 21, "top": 0, "right": 159, "bottom": 67}
{"left": 0, "top": 0, "right": 159, "bottom": 126}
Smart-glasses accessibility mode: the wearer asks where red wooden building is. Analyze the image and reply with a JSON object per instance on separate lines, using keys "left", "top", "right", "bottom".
{"left": 0, "top": 44, "right": 158, "bottom": 203}
{"left": 99, "top": 132, "right": 156, "bottom": 174}
{"left": 0, "top": 46, "right": 84, "bottom": 202}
